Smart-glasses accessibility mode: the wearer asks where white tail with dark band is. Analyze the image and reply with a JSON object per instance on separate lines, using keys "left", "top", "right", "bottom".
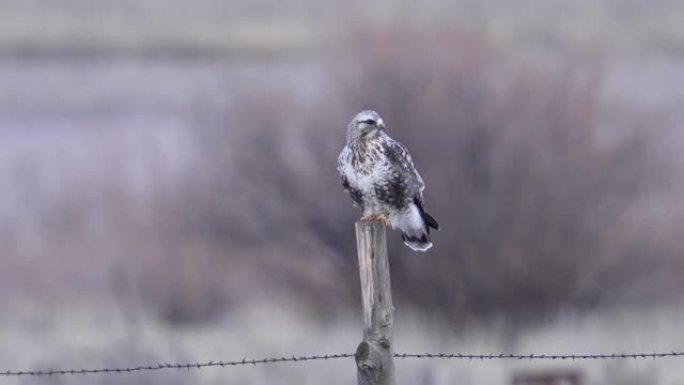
{"left": 392, "top": 200, "right": 439, "bottom": 252}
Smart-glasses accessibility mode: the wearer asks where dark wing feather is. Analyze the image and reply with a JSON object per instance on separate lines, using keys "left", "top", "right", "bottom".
{"left": 341, "top": 174, "right": 364, "bottom": 208}
{"left": 373, "top": 170, "right": 408, "bottom": 210}
{"left": 414, "top": 197, "right": 440, "bottom": 231}
{"left": 383, "top": 137, "right": 440, "bottom": 231}
{"left": 383, "top": 138, "right": 425, "bottom": 202}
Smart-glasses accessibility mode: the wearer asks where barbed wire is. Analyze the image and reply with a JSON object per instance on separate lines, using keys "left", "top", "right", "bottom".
{"left": 2, "top": 351, "right": 683, "bottom": 377}
{"left": 394, "top": 351, "right": 684, "bottom": 360}
{"left": 0, "top": 354, "right": 353, "bottom": 377}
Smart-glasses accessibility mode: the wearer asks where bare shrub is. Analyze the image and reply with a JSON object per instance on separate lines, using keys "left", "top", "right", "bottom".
{"left": 335, "top": 28, "right": 674, "bottom": 323}
{"left": 178, "top": 28, "right": 675, "bottom": 324}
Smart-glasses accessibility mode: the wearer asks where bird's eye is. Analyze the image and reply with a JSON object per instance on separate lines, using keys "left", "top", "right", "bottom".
{"left": 363, "top": 119, "right": 375, "bottom": 125}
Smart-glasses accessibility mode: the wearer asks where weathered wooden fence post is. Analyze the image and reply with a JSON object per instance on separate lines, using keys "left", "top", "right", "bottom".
{"left": 354, "top": 221, "right": 395, "bottom": 385}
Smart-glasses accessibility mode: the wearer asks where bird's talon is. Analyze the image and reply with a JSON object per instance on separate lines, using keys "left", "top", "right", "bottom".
{"left": 359, "top": 215, "right": 390, "bottom": 226}
{"left": 376, "top": 215, "right": 391, "bottom": 227}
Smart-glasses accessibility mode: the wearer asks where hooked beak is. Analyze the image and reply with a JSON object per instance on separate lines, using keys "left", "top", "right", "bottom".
{"left": 376, "top": 118, "right": 385, "bottom": 129}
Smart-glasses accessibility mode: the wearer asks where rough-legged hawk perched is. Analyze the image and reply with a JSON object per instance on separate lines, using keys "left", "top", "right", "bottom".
{"left": 337, "top": 110, "right": 439, "bottom": 251}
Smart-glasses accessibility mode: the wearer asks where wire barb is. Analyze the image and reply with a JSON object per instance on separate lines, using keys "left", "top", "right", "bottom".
{"left": 1, "top": 351, "right": 683, "bottom": 377}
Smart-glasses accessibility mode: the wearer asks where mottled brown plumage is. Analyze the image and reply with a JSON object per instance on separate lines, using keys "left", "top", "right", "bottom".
{"left": 338, "top": 110, "right": 439, "bottom": 251}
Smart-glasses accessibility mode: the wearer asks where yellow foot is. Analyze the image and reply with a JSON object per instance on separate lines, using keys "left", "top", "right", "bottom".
{"left": 360, "top": 215, "right": 391, "bottom": 227}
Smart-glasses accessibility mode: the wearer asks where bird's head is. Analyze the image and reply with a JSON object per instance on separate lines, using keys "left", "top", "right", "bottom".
{"left": 347, "top": 110, "right": 385, "bottom": 144}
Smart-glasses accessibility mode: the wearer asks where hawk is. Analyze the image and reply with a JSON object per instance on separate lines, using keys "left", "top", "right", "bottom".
{"left": 337, "top": 110, "right": 439, "bottom": 251}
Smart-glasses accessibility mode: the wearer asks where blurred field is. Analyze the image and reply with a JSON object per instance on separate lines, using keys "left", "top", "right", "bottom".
{"left": 1, "top": 0, "right": 684, "bottom": 383}
{"left": 2, "top": 298, "right": 684, "bottom": 385}
{"left": 2, "top": 0, "right": 684, "bottom": 56}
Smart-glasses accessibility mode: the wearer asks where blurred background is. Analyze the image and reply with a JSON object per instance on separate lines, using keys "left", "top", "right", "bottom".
{"left": 1, "top": 0, "right": 684, "bottom": 384}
